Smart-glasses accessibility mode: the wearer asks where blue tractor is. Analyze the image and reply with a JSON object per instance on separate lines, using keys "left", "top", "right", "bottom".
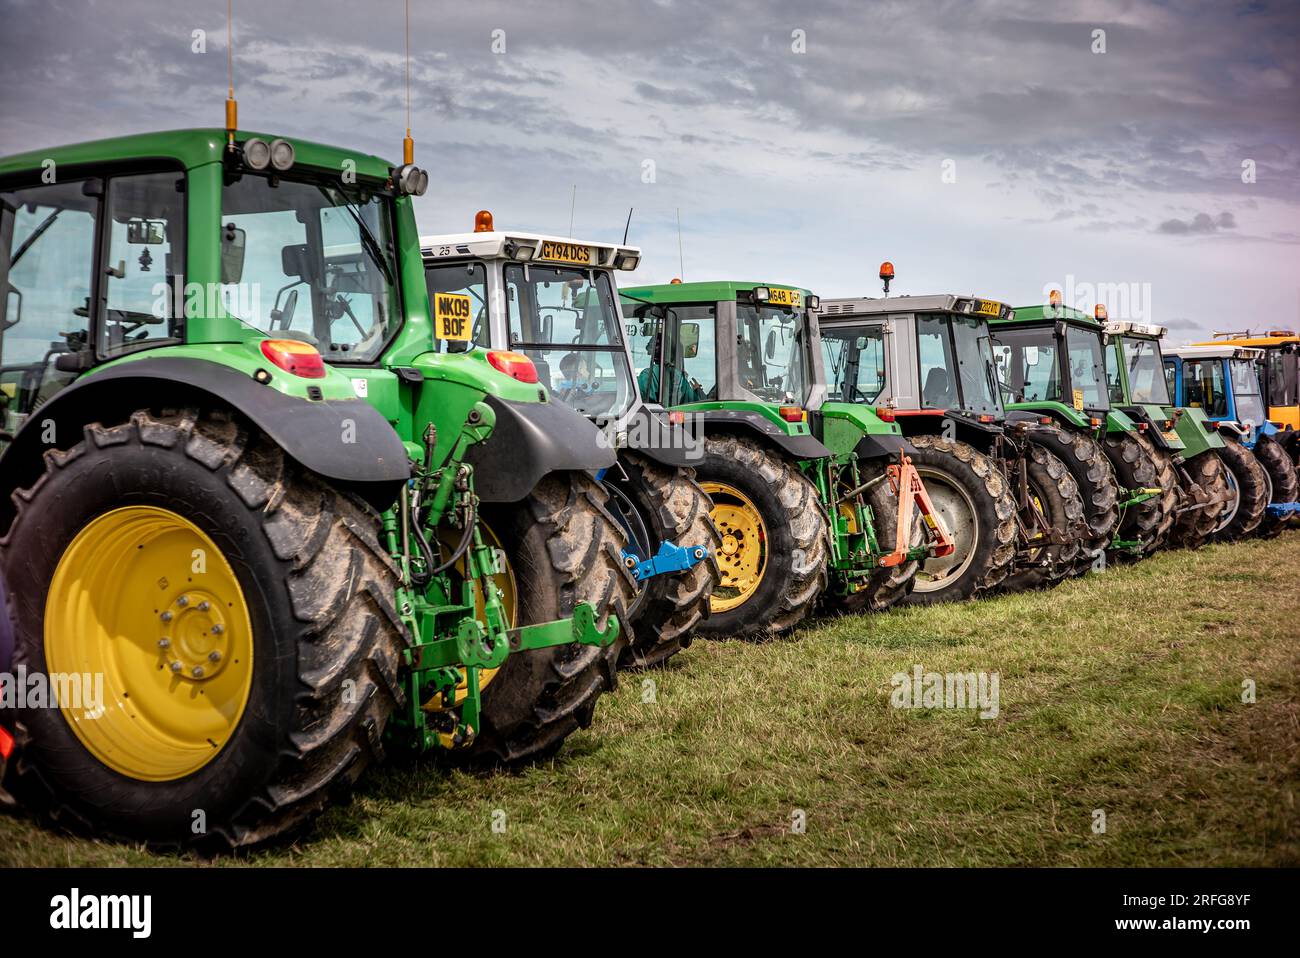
{"left": 1164, "top": 344, "right": 1300, "bottom": 537}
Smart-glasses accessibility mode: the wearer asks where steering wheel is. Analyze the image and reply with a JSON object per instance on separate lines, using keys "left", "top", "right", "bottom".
{"left": 555, "top": 353, "right": 604, "bottom": 402}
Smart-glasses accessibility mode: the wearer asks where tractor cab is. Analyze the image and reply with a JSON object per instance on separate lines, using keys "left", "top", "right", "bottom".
{"left": 988, "top": 301, "right": 1115, "bottom": 429}
{"left": 1197, "top": 330, "right": 1300, "bottom": 467}
{"left": 1103, "top": 321, "right": 1195, "bottom": 452}
{"left": 816, "top": 293, "right": 1008, "bottom": 441}
{"left": 420, "top": 216, "right": 640, "bottom": 422}
{"left": 1164, "top": 345, "right": 1268, "bottom": 439}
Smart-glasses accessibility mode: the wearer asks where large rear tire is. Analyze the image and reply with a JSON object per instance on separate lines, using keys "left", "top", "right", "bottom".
{"left": 1103, "top": 432, "right": 1177, "bottom": 557}
{"left": 0, "top": 409, "right": 405, "bottom": 852}
{"left": 1211, "top": 437, "right": 1268, "bottom": 542}
{"left": 1253, "top": 434, "right": 1299, "bottom": 538}
{"left": 604, "top": 452, "right": 721, "bottom": 669}
{"left": 1024, "top": 423, "right": 1119, "bottom": 573}
{"left": 461, "top": 472, "right": 636, "bottom": 764}
{"left": 693, "top": 435, "right": 828, "bottom": 637}
{"left": 899, "top": 436, "right": 1016, "bottom": 605}
{"left": 1168, "top": 452, "right": 1232, "bottom": 550}
{"left": 1000, "top": 442, "right": 1085, "bottom": 593}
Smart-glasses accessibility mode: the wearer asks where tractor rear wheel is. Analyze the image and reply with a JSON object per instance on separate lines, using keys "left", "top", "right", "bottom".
{"left": 460, "top": 472, "right": 636, "bottom": 764}
{"left": 693, "top": 435, "right": 828, "bottom": 637}
{"left": 899, "top": 436, "right": 1017, "bottom": 605}
{"left": 1001, "top": 442, "right": 1085, "bottom": 593}
{"left": 1253, "top": 434, "right": 1299, "bottom": 538}
{"left": 1211, "top": 437, "right": 1268, "bottom": 542}
{"left": 604, "top": 452, "right": 721, "bottom": 669}
{"left": 0, "top": 409, "right": 405, "bottom": 852}
{"left": 1168, "top": 452, "right": 1232, "bottom": 550}
{"left": 1024, "top": 423, "right": 1119, "bottom": 573}
{"left": 1103, "top": 432, "right": 1177, "bottom": 557}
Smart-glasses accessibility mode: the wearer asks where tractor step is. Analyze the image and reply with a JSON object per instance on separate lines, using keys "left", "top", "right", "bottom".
{"left": 627, "top": 540, "right": 710, "bottom": 582}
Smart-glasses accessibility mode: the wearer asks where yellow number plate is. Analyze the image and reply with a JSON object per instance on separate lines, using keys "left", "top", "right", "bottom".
{"left": 538, "top": 241, "right": 593, "bottom": 266}
{"left": 1072, "top": 388, "right": 1085, "bottom": 412}
{"left": 767, "top": 287, "right": 802, "bottom": 308}
{"left": 975, "top": 299, "right": 1002, "bottom": 316}
{"left": 434, "top": 292, "right": 473, "bottom": 341}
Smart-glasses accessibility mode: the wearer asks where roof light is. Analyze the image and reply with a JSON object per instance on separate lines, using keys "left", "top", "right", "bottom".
{"left": 269, "top": 138, "right": 295, "bottom": 171}
{"left": 778, "top": 405, "right": 806, "bottom": 423}
{"left": 242, "top": 138, "right": 271, "bottom": 170}
{"left": 1094, "top": 304, "right": 1108, "bottom": 321}
{"left": 670, "top": 277, "right": 683, "bottom": 285}
{"left": 474, "top": 210, "right": 494, "bottom": 233}
{"left": 1268, "top": 329, "right": 1296, "bottom": 337}
{"left": 808, "top": 295, "right": 820, "bottom": 310}
{"left": 879, "top": 262, "right": 895, "bottom": 281}
{"left": 875, "top": 406, "right": 896, "bottom": 423}
{"left": 613, "top": 250, "right": 640, "bottom": 270}
{"left": 260, "top": 339, "right": 326, "bottom": 379}
{"left": 753, "top": 286, "right": 771, "bottom": 302}
{"left": 1048, "top": 289, "right": 1062, "bottom": 307}
{"left": 486, "top": 350, "right": 539, "bottom": 383}
{"left": 507, "top": 241, "right": 536, "bottom": 261}
{"left": 394, "top": 163, "right": 428, "bottom": 196}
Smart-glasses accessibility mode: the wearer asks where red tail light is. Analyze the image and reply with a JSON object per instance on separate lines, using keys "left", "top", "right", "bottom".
{"left": 1038, "top": 416, "right": 1052, "bottom": 425}
{"left": 487, "top": 350, "right": 539, "bottom": 384}
{"left": 1137, "top": 422, "right": 1148, "bottom": 431}
{"left": 667, "top": 410, "right": 686, "bottom": 425}
{"left": 259, "top": 339, "right": 326, "bottom": 379}
{"left": 1090, "top": 417, "right": 1102, "bottom": 427}
{"left": 875, "top": 406, "right": 897, "bottom": 423}
{"left": 0, "top": 725, "right": 13, "bottom": 759}
{"left": 778, "top": 406, "right": 806, "bottom": 423}
{"left": 978, "top": 414, "right": 996, "bottom": 423}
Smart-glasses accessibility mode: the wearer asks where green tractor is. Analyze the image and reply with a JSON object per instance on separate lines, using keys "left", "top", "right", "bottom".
{"left": 0, "top": 129, "right": 631, "bottom": 850}
{"left": 418, "top": 212, "right": 720, "bottom": 669}
{"left": 620, "top": 280, "right": 954, "bottom": 636}
{"left": 817, "top": 282, "right": 1088, "bottom": 601}
{"left": 1103, "top": 319, "right": 1233, "bottom": 550}
{"left": 988, "top": 300, "right": 1176, "bottom": 558}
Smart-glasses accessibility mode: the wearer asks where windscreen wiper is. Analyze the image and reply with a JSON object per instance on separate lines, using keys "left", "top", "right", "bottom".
{"left": 320, "top": 188, "right": 394, "bottom": 287}
{"left": 11, "top": 208, "right": 62, "bottom": 268}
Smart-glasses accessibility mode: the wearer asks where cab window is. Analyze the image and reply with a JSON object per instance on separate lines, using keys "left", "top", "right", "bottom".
{"left": 1183, "top": 359, "right": 1228, "bottom": 417}
{"left": 821, "top": 323, "right": 885, "bottom": 403}
{"left": 425, "top": 261, "right": 488, "bottom": 350}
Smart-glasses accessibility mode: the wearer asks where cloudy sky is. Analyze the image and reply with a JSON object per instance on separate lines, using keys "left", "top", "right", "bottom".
{"left": 2, "top": 0, "right": 1297, "bottom": 340}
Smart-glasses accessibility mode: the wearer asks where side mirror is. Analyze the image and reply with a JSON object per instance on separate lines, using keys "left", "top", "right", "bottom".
{"left": 541, "top": 313, "right": 554, "bottom": 343}
{"left": 680, "top": 322, "right": 700, "bottom": 359}
{"left": 280, "top": 242, "right": 313, "bottom": 282}
{"left": 127, "top": 218, "right": 165, "bottom": 245}
{"left": 3, "top": 283, "right": 20, "bottom": 331}
{"left": 221, "top": 224, "right": 246, "bottom": 285}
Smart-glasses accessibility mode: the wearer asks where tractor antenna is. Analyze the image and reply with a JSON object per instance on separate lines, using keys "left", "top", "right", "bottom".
{"left": 676, "top": 208, "right": 685, "bottom": 281}
{"left": 224, "top": 0, "right": 237, "bottom": 148}
{"left": 403, "top": 0, "right": 413, "bottom": 164}
{"left": 622, "top": 207, "right": 633, "bottom": 245}
{"left": 568, "top": 185, "right": 577, "bottom": 238}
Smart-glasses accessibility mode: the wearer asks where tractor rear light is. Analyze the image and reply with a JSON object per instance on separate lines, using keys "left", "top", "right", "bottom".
{"left": 875, "top": 406, "right": 896, "bottom": 423}
{"left": 486, "top": 350, "right": 539, "bottom": 383}
{"left": 1038, "top": 416, "right": 1053, "bottom": 425}
{"left": 1137, "top": 422, "right": 1148, "bottom": 431}
{"left": 667, "top": 410, "right": 686, "bottom": 425}
{"left": 0, "top": 724, "right": 13, "bottom": 759}
{"left": 259, "top": 339, "right": 326, "bottom": 379}
{"left": 978, "top": 414, "right": 996, "bottom": 423}
{"left": 778, "top": 405, "right": 806, "bottom": 423}
{"left": 1164, "top": 419, "right": 1174, "bottom": 429}
{"left": 1090, "top": 417, "right": 1102, "bottom": 427}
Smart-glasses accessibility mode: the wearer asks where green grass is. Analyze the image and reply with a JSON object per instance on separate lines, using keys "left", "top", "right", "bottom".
{"left": 3, "top": 533, "right": 1298, "bottom": 867}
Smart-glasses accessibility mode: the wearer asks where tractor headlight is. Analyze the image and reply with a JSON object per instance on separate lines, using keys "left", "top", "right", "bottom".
{"left": 269, "top": 138, "right": 295, "bottom": 171}
{"left": 394, "top": 163, "right": 429, "bottom": 196}
{"left": 243, "top": 138, "right": 271, "bottom": 170}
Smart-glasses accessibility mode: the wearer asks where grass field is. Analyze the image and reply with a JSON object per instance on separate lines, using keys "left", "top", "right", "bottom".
{"left": 3, "top": 532, "right": 1297, "bottom": 868}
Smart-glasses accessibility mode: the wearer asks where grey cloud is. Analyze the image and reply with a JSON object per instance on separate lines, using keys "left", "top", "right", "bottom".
{"left": 1156, "top": 211, "right": 1237, "bottom": 234}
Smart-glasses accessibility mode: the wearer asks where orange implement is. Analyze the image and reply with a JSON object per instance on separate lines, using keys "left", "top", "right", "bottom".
{"left": 881, "top": 452, "right": 955, "bottom": 566}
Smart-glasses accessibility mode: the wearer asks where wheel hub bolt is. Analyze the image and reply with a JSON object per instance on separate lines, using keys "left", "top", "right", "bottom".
{"left": 191, "top": 666, "right": 205, "bottom": 678}
{"left": 161, "top": 611, "right": 173, "bottom": 622}
{"left": 208, "top": 651, "right": 222, "bottom": 663}
{"left": 211, "top": 624, "right": 224, "bottom": 635}
{"left": 176, "top": 595, "right": 189, "bottom": 607}
{"left": 169, "top": 661, "right": 182, "bottom": 673}
{"left": 198, "top": 600, "right": 210, "bottom": 612}
{"left": 158, "top": 638, "right": 171, "bottom": 649}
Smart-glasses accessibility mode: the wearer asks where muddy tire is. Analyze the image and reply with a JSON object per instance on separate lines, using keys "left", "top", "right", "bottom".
{"left": 461, "top": 472, "right": 636, "bottom": 764}
{"left": 693, "top": 435, "right": 828, "bottom": 637}
{"left": 899, "top": 436, "right": 1016, "bottom": 605}
{"left": 1024, "top": 423, "right": 1119, "bottom": 573}
{"left": 1168, "top": 452, "right": 1232, "bottom": 550}
{"left": 1211, "top": 436, "right": 1269, "bottom": 542}
{"left": 604, "top": 452, "right": 721, "bottom": 669}
{"left": 1253, "top": 434, "right": 1300, "bottom": 538}
{"left": 1001, "top": 442, "right": 1085, "bottom": 593}
{"left": 0, "top": 409, "right": 406, "bottom": 852}
{"left": 1103, "top": 431, "right": 1177, "bottom": 557}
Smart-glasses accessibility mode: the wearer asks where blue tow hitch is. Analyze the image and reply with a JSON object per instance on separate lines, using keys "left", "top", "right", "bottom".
{"left": 627, "top": 541, "right": 710, "bottom": 582}
{"left": 1265, "top": 502, "right": 1300, "bottom": 518}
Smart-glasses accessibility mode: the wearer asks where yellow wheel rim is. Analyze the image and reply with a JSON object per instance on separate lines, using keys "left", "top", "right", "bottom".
{"left": 701, "top": 481, "right": 767, "bottom": 614}
{"left": 44, "top": 506, "right": 254, "bottom": 782}
{"left": 426, "top": 521, "right": 516, "bottom": 712}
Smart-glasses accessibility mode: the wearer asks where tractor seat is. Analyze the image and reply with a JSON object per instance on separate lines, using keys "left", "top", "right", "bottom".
{"left": 923, "top": 367, "right": 953, "bottom": 407}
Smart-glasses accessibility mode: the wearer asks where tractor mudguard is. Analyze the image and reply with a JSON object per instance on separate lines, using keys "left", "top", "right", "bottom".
{"left": 1004, "top": 409, "right": 1042, "bottom": 425}
{"left": 695, "top": 408, "right": 831, "bottom": 460}
{"left": 851, "top": 431, "right": 908, "bottom": 461}
{"left": 1215, "top": 421, "right": 1249, "bottom": 438}
{"left": 618, "top": 406, "right": 706, "bottom": 469}
{"left": 465, "top": 394, "right": 617, "bottom": 502}
{"left": 0, "top": 356, "right": 409, "bottom": 517}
